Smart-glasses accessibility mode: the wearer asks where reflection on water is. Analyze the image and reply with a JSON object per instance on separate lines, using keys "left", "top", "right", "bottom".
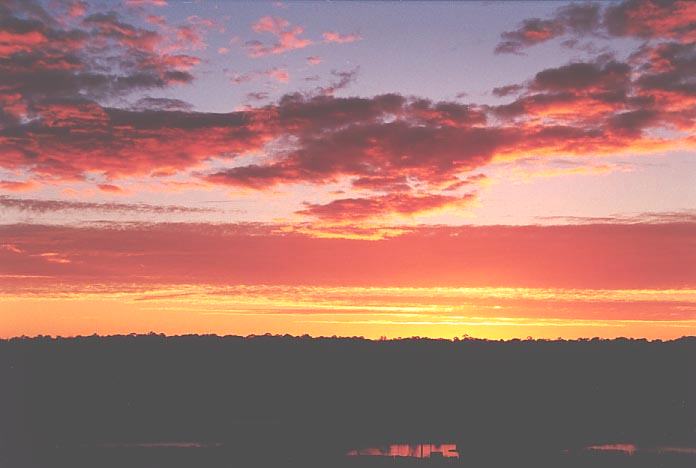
{"left": 346, "top": 442, "right": 696, "bottom": 461}
{"left": 92, "top": 442, "right": 223, "bottom": 449}
{"left": 79, "top": 441, "right": 696, "bottom": 459}
{"left": 584, "top": 444, "right": 696, "bottom": 456}
{"left": 347, "top": 444, "right": 459, "bottom": 459}
{"left": 586, "top": 444, "right": 638, "bottom": 455}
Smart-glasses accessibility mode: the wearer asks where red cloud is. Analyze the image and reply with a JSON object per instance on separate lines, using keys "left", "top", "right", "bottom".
{"left": 2, "top": 78, "right": 691, "bottom": 220}
{"left": 322, "top": 31, "right": 362, "bottom": 44}
{"left": 83, "top": 12, "right": 161, "bottom": 51}
{"left": 531, "top": 61, "right": 631, "bottom": 92}
{"left": 66, "top": 1, "right": 88, "bottom": 18}
{"left": 605, "top": 0, "right": 696, "bottom": 42}
{"left": 0, "top": 180, "right": 37, "bottom": 192}
{"left": 174, "top": 25, "right": 205, "bottom": 50}
{"left": 146, "top": 14, "right": 167, "bottom": 27}
{"left": 246, "top": 16, "right": 312, "bottom": 57}
{"left": 0, "top": 28, "right": 48, "bottom": 56}
{"left": 230, "top": 67, "right": 290, "bottom": 84}
{"left": 252, "top": 16, "right": 291, "bottom": 35}
{"left": 1, "top": 221, "right": 694, "bottom": 289}
{"left": 297, "top": 193, "right": 474, "bottom": 221}
{"left": 0, "top": 2, "right": 198, "bottom": 122}
{"left": 351, "top": 175, "right": 412, "bottom": 192}
{"left": 495, "top": 18, "right": 566, "bottom": 54}
{"left": 125, "top": 0, "right": 168, "bottom": 6}
{"left": 0, "top": 0, "right": 694, "bottom": 223}
{"left": 493, "top": 40, "right": 695, "bottom": 137}
{"left": 0, "top": 195, "right": 218, "bottom": 214}
{"left": 0, "top": 103, "right": 274, "bottom": 180}
{"left": 205, "top": 113, "right": 506, "bottom": 191}
{"left": 495, "top": 0, "right": 695, "bottom": 54}
{"left": 97, "top": 183, "right": 124, "bottom": 193}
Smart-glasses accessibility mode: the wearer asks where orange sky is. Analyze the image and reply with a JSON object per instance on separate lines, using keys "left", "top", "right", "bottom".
{"left": 2, "top": 285, "right": 695, "bottom": 340}
{"left": 0, "top": 0, "right": 695, "bottom": 339}
{"left": 2, "top": 223, "right": 695, "bottom": 339}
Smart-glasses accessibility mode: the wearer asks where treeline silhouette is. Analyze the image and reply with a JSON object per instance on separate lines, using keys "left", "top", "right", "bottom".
{"left": 1, "top": 334, "right": 695, "bottom": 467}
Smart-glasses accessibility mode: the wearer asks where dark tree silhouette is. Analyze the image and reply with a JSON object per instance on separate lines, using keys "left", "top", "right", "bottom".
{"left": 1, "top": 334, "right": 694, "bottom": 467}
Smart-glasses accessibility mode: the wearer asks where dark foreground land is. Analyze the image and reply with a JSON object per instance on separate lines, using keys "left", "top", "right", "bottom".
{"left": 1, "top": 334, "right": 695, "bottom": 467}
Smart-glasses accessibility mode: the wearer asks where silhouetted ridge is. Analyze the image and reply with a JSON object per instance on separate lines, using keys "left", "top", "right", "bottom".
{"left": 1, "top": 334, "right": 694, "bottom": 468}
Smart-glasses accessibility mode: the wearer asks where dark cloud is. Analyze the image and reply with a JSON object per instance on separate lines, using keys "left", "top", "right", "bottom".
{"left": 495, "top": 18, "right": 566, "bottom": 55}
{"left": 492, "top": 84, "right": 524, "bottom": 97}
{"left": 491, "top": 48, "right": 693, "bottom": 139}
{"left": 531, "top": 61, "right": 631, "bottom": 92}
{"left": 608, "top": 109, "right": 661, "bottom": 135}
{"left": 297, "top": 193, "right": 475, "bottom": 221}
{"left": 494, "top": 3, "right": 601, "bottom": 54}
{"left": 351, "top": 175, "right": 412, "bottom": 193}
{"left": 0, "top": 0, "right": 198, "bottom": 126}
{"left": 271, "top": 92, "right": 405, "bottom": 133}
{"left": 537, "top": 210, "right": 696, "bottom": 225}
{"left": 0, "top": 0, "right": 694, "bottom": 223}
{"left": 245, "top": 91, "right": 270, "bottom": 102}
{"left": 0, "top": 7, "right": 205, "bottom": 200}
{"left": 0, "top": 103, "right": 270, "bottom": 179}
{"left": 0, "top": 195, "right": 218, "bottom": 214}
{"left": 131, "top": 97, "right": 193, "bottom": 112}
{"left": 204, "top": 93, "right": 495, "bottom": 195}
{"left": 205, "top": 115, "right": 508, "bottom": 191}
{"left": 316, "top": 67, "right": 360, "bottom": 96}
{"left": 634, "top": 42, "right": 696, "bottom": 95}
{"left": 554, "top": 2, "right": 603, "bottom": 34}
{"left": 604, "top": 0, "right": 696, "bottom": 41}
{"left": 495, "top": 0, "right": 694, "bottom": 54}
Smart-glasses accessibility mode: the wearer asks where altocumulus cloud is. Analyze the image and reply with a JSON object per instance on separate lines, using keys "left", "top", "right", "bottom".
{"left": 0, "top": 0, "right": 694, "bottom": 222}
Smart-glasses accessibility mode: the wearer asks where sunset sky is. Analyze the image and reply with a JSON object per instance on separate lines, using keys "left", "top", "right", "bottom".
{"left": 1, "top": 0, "right": 694, "bottom": 339}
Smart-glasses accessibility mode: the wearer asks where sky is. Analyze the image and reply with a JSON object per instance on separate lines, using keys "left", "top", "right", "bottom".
{"left": 0, "top": 0, "right": 695, "bottom": 339}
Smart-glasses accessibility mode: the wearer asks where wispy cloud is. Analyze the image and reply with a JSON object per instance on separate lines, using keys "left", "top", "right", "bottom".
{"left": 1, "top": 221, "right": 694, "bottom": 288}
{"left": 245, "top": 16, "right": 312, "bottom": 57}
{"left": 0, "top": 196, "right": 218, "bottom": 214}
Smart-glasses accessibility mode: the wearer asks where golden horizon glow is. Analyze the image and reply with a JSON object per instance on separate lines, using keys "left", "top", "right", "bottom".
{"left": 1, "top": 0, "right": 695, "bottom": 340}
{"left": 2, "top": 284, "right": 694, "bottom": 340}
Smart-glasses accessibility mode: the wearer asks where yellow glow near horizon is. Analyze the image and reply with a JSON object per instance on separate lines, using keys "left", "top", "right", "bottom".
{"left": 1, "top": 284, "right": 694, "bottom": 340}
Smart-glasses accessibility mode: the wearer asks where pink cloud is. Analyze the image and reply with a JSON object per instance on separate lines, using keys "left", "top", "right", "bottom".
{"left": 230, "top": 67, "right": 290, "bottom": 84}
{"left": 0, "top": 180, "right": 38, "bottom": 192}
{"left": 145, "top": 14, "right": 167, "bottom": 27}
{"left": 67, "top": 1, "right": 88, "bottom": 18}
{"left": 1, "top": 0, "right": 694, "bottom": 224}
{"left": 297, "top": 193, "right": 475, "bottom": 221}
{"left": 246, "top": 16, "right": 312, "bottom": 57}
{"left": 267, "top": 67, "right": 290, "bottom": 83}
{"left": 1, "top": 221, "right": 695, "bottom": 289}
{"left": 186, "top": 15, "right": 224, "bottom": 33}
{"left": 496, "top": 0, "right": 695, "bottom": 54}
{"left": 125, "top": 0, "right": 168, "bottom": 7}
{"left": 252, "top": 16, "right": 290, "bottom": 35}
{"left": 97, "top": 183, "right": 125, "bottom": 194}
{"left": 0, "top": 196, "right": 217, "bottom": 215}
{"left": 174, "top": 25, "right": 206, "bottom": 50}
{"left": 1, "top": 243, "right": 23, "bottom": 254}
{"left": 322, "top": 31, "right": 362, "bottom": 44}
